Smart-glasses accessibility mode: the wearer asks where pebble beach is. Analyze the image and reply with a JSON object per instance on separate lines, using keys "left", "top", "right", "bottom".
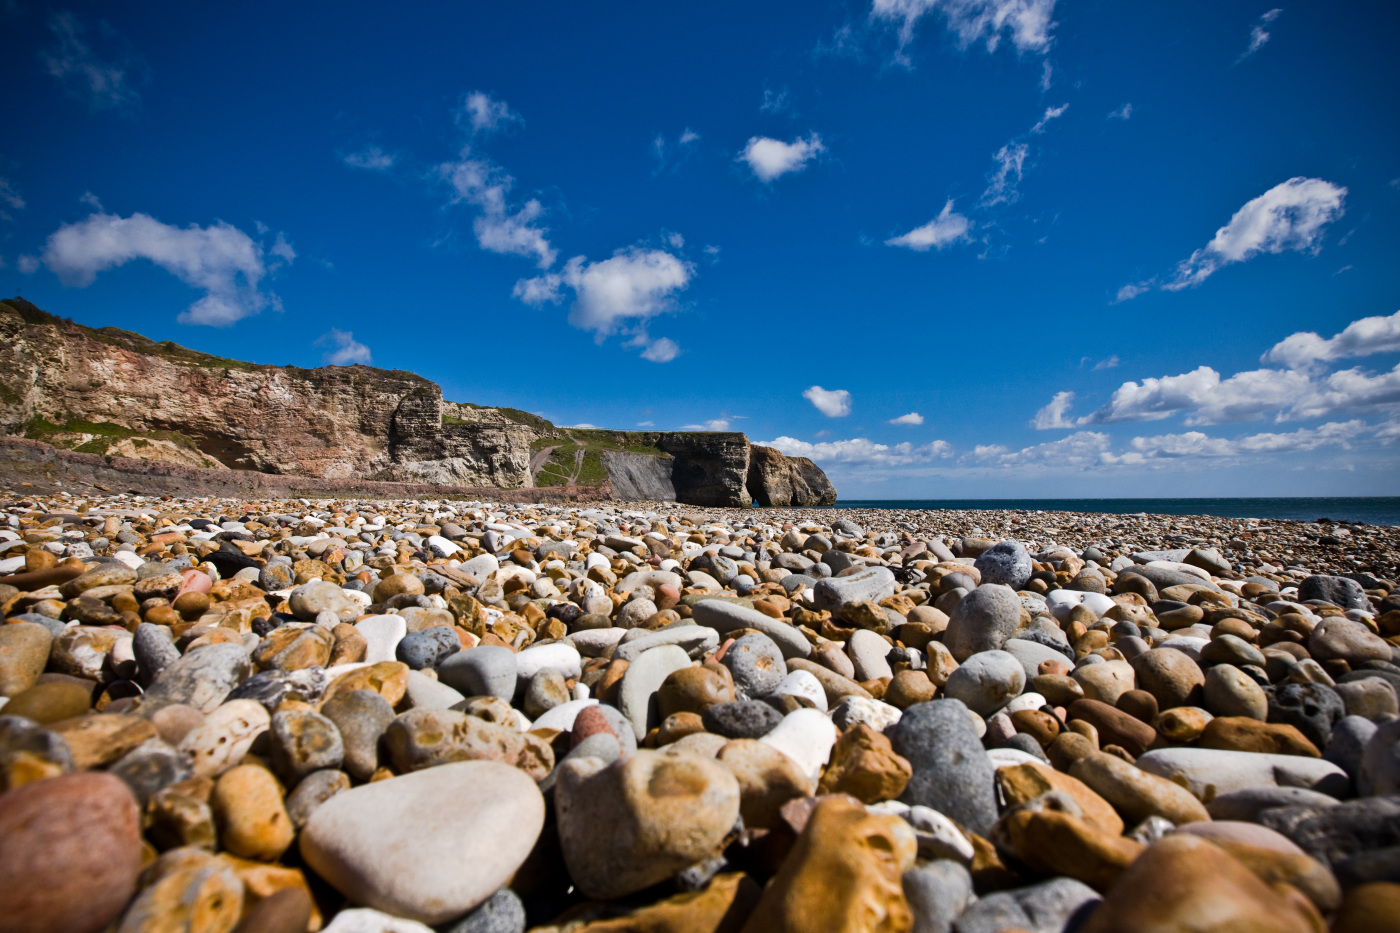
{"left": 2, "top": 491, "right": 1399, "bottom": 933}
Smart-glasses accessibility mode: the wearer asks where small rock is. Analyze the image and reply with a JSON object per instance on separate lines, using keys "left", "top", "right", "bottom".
{"left": 891, "top": 699, "right": 998, "bottom": 836}
{"left": 212, "top": 763, "right": 295, "bottom": 861}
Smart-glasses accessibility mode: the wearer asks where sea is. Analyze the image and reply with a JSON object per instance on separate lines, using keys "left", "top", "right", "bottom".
{"left": 831, "top": 497, "right": 1400, "bottom": 527}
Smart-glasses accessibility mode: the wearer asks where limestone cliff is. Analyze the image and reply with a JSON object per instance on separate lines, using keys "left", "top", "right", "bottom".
{"left": 0, "top": 298, "right": 838, "bottom": 506}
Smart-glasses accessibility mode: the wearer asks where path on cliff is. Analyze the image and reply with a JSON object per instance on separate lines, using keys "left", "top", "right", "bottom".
{"left": 529, "top": 445, "right": 559, "bottom": 482}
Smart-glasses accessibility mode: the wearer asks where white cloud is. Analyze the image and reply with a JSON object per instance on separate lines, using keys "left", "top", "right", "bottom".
{"left": 664, "top": 232, "right": 685, "bottom": 249}
{"left": 871, "top": 0, "right": 1058, "bottom": 56}
{"left": 343, "top": 146, "right": 396, "bottom": 171}
{"left": 41, "top": 11, "right": 144, "bottom": 114}
{"left": 973, "top": 443, "right": 1009, "bottom": 458}
{"left": 1031, "top": 390, "right": 1077, "bottom": 429}
{"left": 438, "top": 153, "right": 555, "bottom": 268}
{"left": 1238, "top": 8, "right": 1282, "bottom": 62}
{"left": 683, "top": 419, "right": 732, "bottom": 431}
{"left": 1263, "top": 309, "right": 1400, "bottom": 371}
{"left": 638, "top": 336, "right": 680, "bottom": 363}
{"left": 514, "top": 247, "right": 693, "bottom": 361}
{"left": 1107, "top": 103, "right": 1133, "bottom": 121}
{"left": 981, "top": 142, "right": 1028, "bottom": 206}
{"left": 1122, "top": 178, "right": 1346, "bottom": 300}
{"left": 1236, "top": 420, "right": 1367, "bottom": 453}
{"left": 1114, "top": 282, "right": 1149, "bottom": 303}
{"left": 458, "top": 91, "right": 522, "bottom": 136}
{"left": 762, "top": 435, "right": 953, "bottom": 466}
{"left": 637, "top": 420, "right": 655, "bottom": 427}
{"left": 37, "top": 210, "right": 291, "bottom": 326}
{"left": 1030, "top": 103, "right": 1068, "bottom": 134}
{"left": 1094, "top": 355, "right": 1121, "bottom": 370}
{"left": 889, "top": 412, "right": 925, "bottom": 425}
{"left": 317, "top": 329, "right": 372, "bottom": 366}
{"left": 803, "top": 386, "right": 852, "bottom": 417}
{"left": 997, "top": 431, "right": 1111, "bottom": 467}
{"left": 740, "top": 134, "right": 825, "bottom": 183}
{"left": 17, "top": 255, "right": 40, "bottom": 274}
{"left": 886, "top": 200, "right": 972, "bottom": 251}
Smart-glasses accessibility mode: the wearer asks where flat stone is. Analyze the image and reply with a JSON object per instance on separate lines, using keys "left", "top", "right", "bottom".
{"left": 617, "top": 644, "right": 691, "bottom": 739}
{"left": 143, "top": 643, "right": 252, "bottom": 713}
{"left": 437, "top": 646, "right": 517, "bottom": 700}
{"left": 1137, "top": 746, "right": 1349, "bottom": 799}
{"left": 691, "top": 599, "right": 811, "bottom": 660}
{"left": 811, "top": 566, "right": 897, "bottom": 612}
{"left": 1070, "top": 750, "right": 1211, "bottom": 826}
{"left": 301, "top": 761, "right": 545, "bottom": 924}
{"left": 355, "top": 615, "right": 407, "bottom": 664}
{"left": 613, "top": 624, "right": 718, "bottom": 662}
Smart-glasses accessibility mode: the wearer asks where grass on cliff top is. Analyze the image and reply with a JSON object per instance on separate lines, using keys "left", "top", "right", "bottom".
{"left": 23, "top": 415, "right": 204, "bottom": 455}
{"left": 454, "top": 402, "right": 555, "bottom": 433}
{"left": 533, "top": 428, "right": 669, "bottom": 487}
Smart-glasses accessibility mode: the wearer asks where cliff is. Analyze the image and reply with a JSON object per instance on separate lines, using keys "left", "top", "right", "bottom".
{"left": 0, "top": 298, "right": 837, "bottom": 506}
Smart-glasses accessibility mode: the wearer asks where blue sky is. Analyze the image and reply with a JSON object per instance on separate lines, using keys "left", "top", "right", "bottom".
{"left": 4, "top": 1, "right": 1400, "bottom": 498}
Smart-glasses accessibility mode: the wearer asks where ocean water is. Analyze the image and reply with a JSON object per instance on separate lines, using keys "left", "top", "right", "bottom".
{"left": 831, "top": 497, "right": 1400, "bottom": 527}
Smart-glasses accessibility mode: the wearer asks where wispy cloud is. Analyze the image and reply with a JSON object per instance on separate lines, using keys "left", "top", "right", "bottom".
{"left": 343, "top": 146, "right": 397, "bottom": 172}
{"left": 652, "top": 128, "right": 701, "bottom": 176}
{"left": 1237, "top": 8, "right": 1283, "bottom": 63}
{"left": 438, "top": 150, "right": 556, "bottom": 269}
{"left": 40, "top": 11, "right": 146, "bottom": 115}
{"left": 0, "top": 176, "right": 24, "bottom": 222}
{"left": 457, "top": 91, "right": 523, "bottom": 136}
{"left": 1030, "top": 103, "right": 1068, "bottom": 134}
{"left": 981, "top": 142, "right": 1029, "bottom": 206}
{"left": 1106, "top": 103, "right": 1133, "bottom": 121}
{"left": 317, "top": 329, "right": 372, "bottom": 365}
{"left": 870, "top": 0, "right": 1058, "bottom": 63}
{"left": 886, "top": 200, "right": 972, "bottom": 251}
{"left": 1118, "top": 177, "right": 1346, "bottom": 299}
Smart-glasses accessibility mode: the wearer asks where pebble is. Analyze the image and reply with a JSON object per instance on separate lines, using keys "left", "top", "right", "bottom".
{"left": 760, "top": 707, "right": 838, "bottom": 784}
{"left": 302, "top": 761, "right": 543, "bottom": 924}
{"left": 942, "top": 649, "right": 1025, "bottom": 717}
{"left": 891, "top": 699, "right": 998, "bottom": 835}
{"left": 270, "top": 708, "right": 345, "bottom": 784}
{"left": 0, "top": 772, "right": 142, "bottom": 933}
{"left": 438, "top": 646, "right": 517, "bottom": 699}
{"left": 212, "top": 763, "right": 296, "bottom": 860}
{"left": 617, "top": 644, "right": 691, "bottom": 739}
{"left": 721, "top": 631, "right": 787, "bottom": 697}
{"left": 716, "top": 738, "right": 815, "bottom": 829}
{"left": 973, "top": 539, "right": 1034, "bottom": 589}
{"left": 555, "top": 749, "right": 740, "bottom": 899}
{"left": 943, "top": 584, "right": 1023, "bottom": 661}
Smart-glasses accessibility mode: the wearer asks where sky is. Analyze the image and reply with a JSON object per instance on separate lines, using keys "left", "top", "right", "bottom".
{"left": 4, "top": 1, "right": 1400, "bottom": 499}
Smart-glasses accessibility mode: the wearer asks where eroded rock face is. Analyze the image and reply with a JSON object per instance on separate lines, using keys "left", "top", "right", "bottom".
{"left": 747, "top": 445, "right": 838, "bottom": 507}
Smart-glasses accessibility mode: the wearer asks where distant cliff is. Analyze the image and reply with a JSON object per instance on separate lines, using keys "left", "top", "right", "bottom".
{"left": 0, "top": 298, "right": 836, "bottom": 506}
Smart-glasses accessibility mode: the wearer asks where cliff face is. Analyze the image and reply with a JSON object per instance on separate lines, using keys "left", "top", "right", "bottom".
{"left": 0, "top": 298, "right": 838, "bottom": 506}
{"left": 0, "top": 298, "right": 534, "bottom": 487}
{"left": 747, "top": 445, "right": 839, "bottom": 507}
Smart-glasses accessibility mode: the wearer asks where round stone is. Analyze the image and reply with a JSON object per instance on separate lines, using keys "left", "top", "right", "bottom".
{"left": 0, "top": 772, "right": 142, "bottom": 933}
{"left": 702, "top": 700, "right": 785, "bottom": 739}
{"left": 973, "top": 541, "right": 1033, "bottom": 590}
{"left": 0, "top": 623, "right": 53, "bottom": 698}
{"left": 720, "top": 632, "right": 787, "bottom": 698}
{"left": 212, "top": 763, "right": 295, "bottom": 861}
{"left": 1204, "top": 664, "right": 1269, "bottom": 720}
{"left": 943, "top": 650, "right": 1026, "bottom": 717}
{"left": 270, "top": 708, "right": 345, "bottom": 785}
{"left": 396, "top": 627, "right": 461, "bottom": 670}
{"left": 300, "top": 760, "right": 545, "bottom": 925}
{"left": 944, "top": 585, "right": 1023, "bottom": 662}
{"left": 1130, "top": 648, "right": 1205, "bottom": 710}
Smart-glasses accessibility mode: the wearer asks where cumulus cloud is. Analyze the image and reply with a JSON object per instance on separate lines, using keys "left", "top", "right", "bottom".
{"left": 870, "top": 0, "right": 1058, "bottom": 57}
{"left": 740, "top": 134, "right": 825, "bottom": 183}
{"left": 886, "top": 200, "right": 972, "bottom": 251}
{"left": 803, "top": 386, "right": 852, "bottom": 417}
{"left": 1263, "top": 309, "right": 1400, "bottom": 371}
{"left": 889, "top": 412, "right": 925, "bottom": 425}
{"left": 762, "top": 435, "right": 952, "bottom": 466}
{"left": 1031, "top": 390, "right": 1077, "bottom": 429}
{"left": 1107, "top": 103, "right": 1133, "bottom": 121}
{"left": 458, "top": 91, "right": 523, "bottom": 136}
{"left": 41, "top": 11, "right": 145, "bottom": 114}
{"left": 37, "top": 210, "right": 292, "bottom": 326}
{"left": 981, "top": 143, "right": 1028, "bottom": 206}
{"left": 317, "top": 329, "right": 372, "bottom": 365}
{"left": 1120, "top": 177, "right": 1346, "bottom": 299}
{"left": 343, "top": 146, "right": 396, "bottom": 171}
{"left": 514, "top": 247, "right": 693, "bottom": 361}
{"left": 1030, "top": 103, "right": 1068, "bottom": 134}
{"left": 1238, "top": 8, "right": 1282, "bottom": 62}
{"left": 438, "top": 152, "right": 555, "bottom": 268}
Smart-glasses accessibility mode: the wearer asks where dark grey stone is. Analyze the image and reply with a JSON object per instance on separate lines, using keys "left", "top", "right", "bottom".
{"left": 1324, "top": 715, "right": 1377, "bottom": 785}
{"left": 973, "top": 541, "right": 1033, "bottom": 591}
{"left": 1298, "top": 574, "right": 1370, "bottom": 611}
{"left": 1261, "top": 795, "right": 1400, "bottom": 872}
{"left": 701, "top": 700, "right": 784, "bottom": 739}
{"left": 943, "top": 584, "right": 1022, "bottom": 663}
{"left": 109, "top": 738, "right": 191, "bottom": 806}
{"left": 891, "top": 699, "right": 998, "bottom": 836}
{"left": 443, "top": 887, "right": 527, "bottom": 933}
{"left": 396, "top": 627, "right": 461, "bottom": 670}
{"left": 132, "top": 623, "right": 181, "bottom": 687}
{"left": 903, "top": 860, "right": 973, "bottom": 933}
{"left": 1205, "top": 786, "right": 1341, "bottom": 822}
{"left": 320, "top": 689, "right": 395, "bottom": 782}
{"left": 142, "top": 643, "right": 250, "bottom": 713}
{"left": 1269, "top": 681, "right": 1346, "bottom": 750}
{"left": 270, "top": 709, "right": 344, "bottom": 785}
